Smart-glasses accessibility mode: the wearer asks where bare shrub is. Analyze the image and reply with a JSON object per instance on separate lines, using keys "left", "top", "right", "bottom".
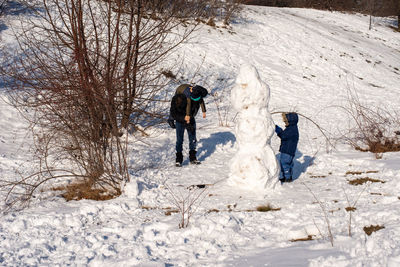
{"left": 199, "top": 0, "right": 244, "bottom": 25}
{"left": 342, "top": 183, "right": 369, "bottom": 237}
{"left": 340, "top": 87, "right": 400, "bottom": 157}
{"left": 303, "top": 182, "right": 334, "bottom": 246}
{"left": 0, "top": 0, "right": 7, "bottom": 16}
{"left": 0, "top": 0, "right": 207, "bottom": 208}
{"left": 219, "top": 0, "right": 244, "bottom": 25}
{"left": 164, "top": 183, "right": 208, "bottom": 228}
{"left": 211, "top": 91, "right": 232, "bottom": 127}
{"left": 245, "top": 0, "right": 398, "bottom": 17}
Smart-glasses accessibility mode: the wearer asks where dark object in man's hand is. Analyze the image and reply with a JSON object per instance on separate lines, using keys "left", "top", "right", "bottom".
{"left": 168, "top": 119, "right": 176, "bottom": 129}
{"left": 186, "top": 123, "right": 194, "bottom": 132}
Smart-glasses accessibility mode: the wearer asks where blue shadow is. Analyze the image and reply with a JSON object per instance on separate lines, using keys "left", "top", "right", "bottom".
{"left": 198, "top": 131, "right": 235, "bottom": 161}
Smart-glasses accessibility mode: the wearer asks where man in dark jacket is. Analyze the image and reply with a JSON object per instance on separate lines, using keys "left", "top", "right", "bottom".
{"left": 275, "top": 113, "right": 299, "bottom": 183}
{"left": 169, "top": 85, "right": 208, "bottom": 167}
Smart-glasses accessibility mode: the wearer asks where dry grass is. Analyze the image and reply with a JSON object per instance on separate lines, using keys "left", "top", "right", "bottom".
{"left": 346, "top": 170, "right": 378, "bottom": 176}
{"left": 355, "top": 140, "right": 400, "bottom": 154}
{"left": 205, "top": 204, "right": 281, "bottom": 213}
{"left": 164, "top": 208, "right": 179, "bottom": 216}
{"left": 207, "top": 209, "right": 220, "bottom": 213}
{"left": 345, "top": 206, "right": 356, "bottom": 212}
{"left": 346, "top": 171, "right": 363, "bottom": 175}
{"left": 309, "top": 175, "right": 327, "bottom": 178}
{"left": 256, "top": 204, "right": 281, "bottom": 212}
{"left": 348, "top": 177, "right": 385, "bottom": 186}
{"left": 363, "top": 225, "right": 385, "bottom": 236}
{"left": 140, "top": 206, "right": 179, "bottom": 216}
{"left": 206, "top": 18, "right": 216, "bottom": 27}
{"left": 290, "top": 235, "right": 314, "bottom": 242}
{"left": 52, "top": 180, "right": 120, "bottom": 201}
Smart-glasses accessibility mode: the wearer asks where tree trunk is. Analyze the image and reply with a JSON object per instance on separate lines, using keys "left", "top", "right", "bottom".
{"left": 397, "top": 0, "right": 400, "bottom": 30}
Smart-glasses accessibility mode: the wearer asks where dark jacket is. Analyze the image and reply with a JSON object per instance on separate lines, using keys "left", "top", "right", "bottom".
{"left": 170, "top": 93, "right": 203, "bottom": 124}
{"left": 275, "top": 113, "right": 299, "bottom": 157}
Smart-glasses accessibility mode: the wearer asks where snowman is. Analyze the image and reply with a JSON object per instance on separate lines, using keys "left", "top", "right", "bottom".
{"left": 228, "top": 64, "right": 279, "bottom": 193}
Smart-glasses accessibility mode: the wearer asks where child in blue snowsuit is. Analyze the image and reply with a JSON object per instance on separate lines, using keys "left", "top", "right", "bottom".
{"left": 275, "top": 113, "right": 299, "bottom": 183}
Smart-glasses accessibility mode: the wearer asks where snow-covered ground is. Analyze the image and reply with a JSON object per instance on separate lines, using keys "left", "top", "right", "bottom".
{"left": 1, "top": 5, "right": 400, "bottom": 266}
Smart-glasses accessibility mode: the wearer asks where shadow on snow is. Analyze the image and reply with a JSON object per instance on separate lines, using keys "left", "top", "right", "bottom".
{"left": 198, "top": 131, "right": 235, "bottom": 161}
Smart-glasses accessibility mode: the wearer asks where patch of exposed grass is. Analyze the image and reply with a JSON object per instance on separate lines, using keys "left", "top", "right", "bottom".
{"left": 164, "top": 208, "right": 179, "bottom": 216}
{"left": 345, "top": 206, "right": 356, "bottom": 212}
{"left": 309, "top": 175, "right": 326, "bottom": 178}
{"left": 206, "top": 204, "right": 281, "bottom": 213}
{"left": 348, "top": 177, "right": 385, "bottom": 186}
{"left": 52, "top": 181, "right": 120, "bottom": 201}
{"left": 141, "top": 206, "right": 179, "bottom": 216}
{"left": 207, "top": 209, "right": 220, "bottom": 213}
{"left": 227, "top": 203, "right": 237, "bottom": 211}
{"left": 346, "top": 170, "right": 379, "bottom": 176}
{"left": 256, "top": 204, "right": 281, "bottom": 212}
{"left": 363, "top": 225, "right": 385, "bottom": 236}
{"left": 355, "top": 140, "right": 400, "bottom": 154}
{"left": 290, "top": 235, "right": 314, "bottom": 242}
{"left": 345, "top": 171, "right": 363, "bottom": 175}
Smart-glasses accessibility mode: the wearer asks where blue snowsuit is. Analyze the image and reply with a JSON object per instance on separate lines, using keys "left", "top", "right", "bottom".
{"left": 275, "top": 113, "right": 299, "bottom": 181}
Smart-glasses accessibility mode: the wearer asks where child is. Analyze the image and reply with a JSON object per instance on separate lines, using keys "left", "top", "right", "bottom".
{"left": 275, "top": 112, "right": 299, "bottom": 183}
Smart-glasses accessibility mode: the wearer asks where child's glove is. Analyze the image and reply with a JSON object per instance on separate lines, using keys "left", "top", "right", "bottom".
{"left": 167, "top": 119, "right": 176, "bottom": 129}
{"left": 275, "top": 125, "right": 283, "bottom": 134}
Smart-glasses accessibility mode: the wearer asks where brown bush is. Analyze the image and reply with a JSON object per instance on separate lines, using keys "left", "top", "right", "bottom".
{"left": 340, "top": 87, "right": 400, "bottom": 157}
{"left": 245, "top": 0, "right": 398, "bottom": 16}
{"left": 0, "top": 0, "right": 207, "bottom": 209}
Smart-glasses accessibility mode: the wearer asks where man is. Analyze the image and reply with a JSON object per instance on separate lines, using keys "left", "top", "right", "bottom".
{"left": 168, "top": 84, "right": 208, "bottom": 167}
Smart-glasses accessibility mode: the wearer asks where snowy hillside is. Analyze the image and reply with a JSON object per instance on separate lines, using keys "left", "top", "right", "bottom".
{"left": 1, "top": 5, "right": 400, "bottom": 266}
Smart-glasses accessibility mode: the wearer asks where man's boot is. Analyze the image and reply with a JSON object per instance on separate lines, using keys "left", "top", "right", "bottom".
{"left": 176, "top": 152, "right": 183, "bottom": 167}
{"left": 189, "top": 150, "right": 201, "bottom": 165}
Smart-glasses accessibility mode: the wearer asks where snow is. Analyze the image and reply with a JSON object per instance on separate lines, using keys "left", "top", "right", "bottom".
{"left": 1, "top": 5, "right": 400, "bottom": 266}
{"left": 229, "top": 64, "right": 279, "bottom": 192}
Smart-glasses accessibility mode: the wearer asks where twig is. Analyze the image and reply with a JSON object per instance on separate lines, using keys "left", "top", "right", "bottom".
{"left": 272, "top": 111, "right": 334, "bottom": 149}
{"left": 342, "top": 182, "right": 370, "bottom": 237}
{"left": 303, "top": 182, "right": 334, "bottom": 246}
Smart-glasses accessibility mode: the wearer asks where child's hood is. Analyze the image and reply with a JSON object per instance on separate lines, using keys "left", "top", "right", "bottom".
{"left": 285, "top": 113, "right": 298, "bottom": 126}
